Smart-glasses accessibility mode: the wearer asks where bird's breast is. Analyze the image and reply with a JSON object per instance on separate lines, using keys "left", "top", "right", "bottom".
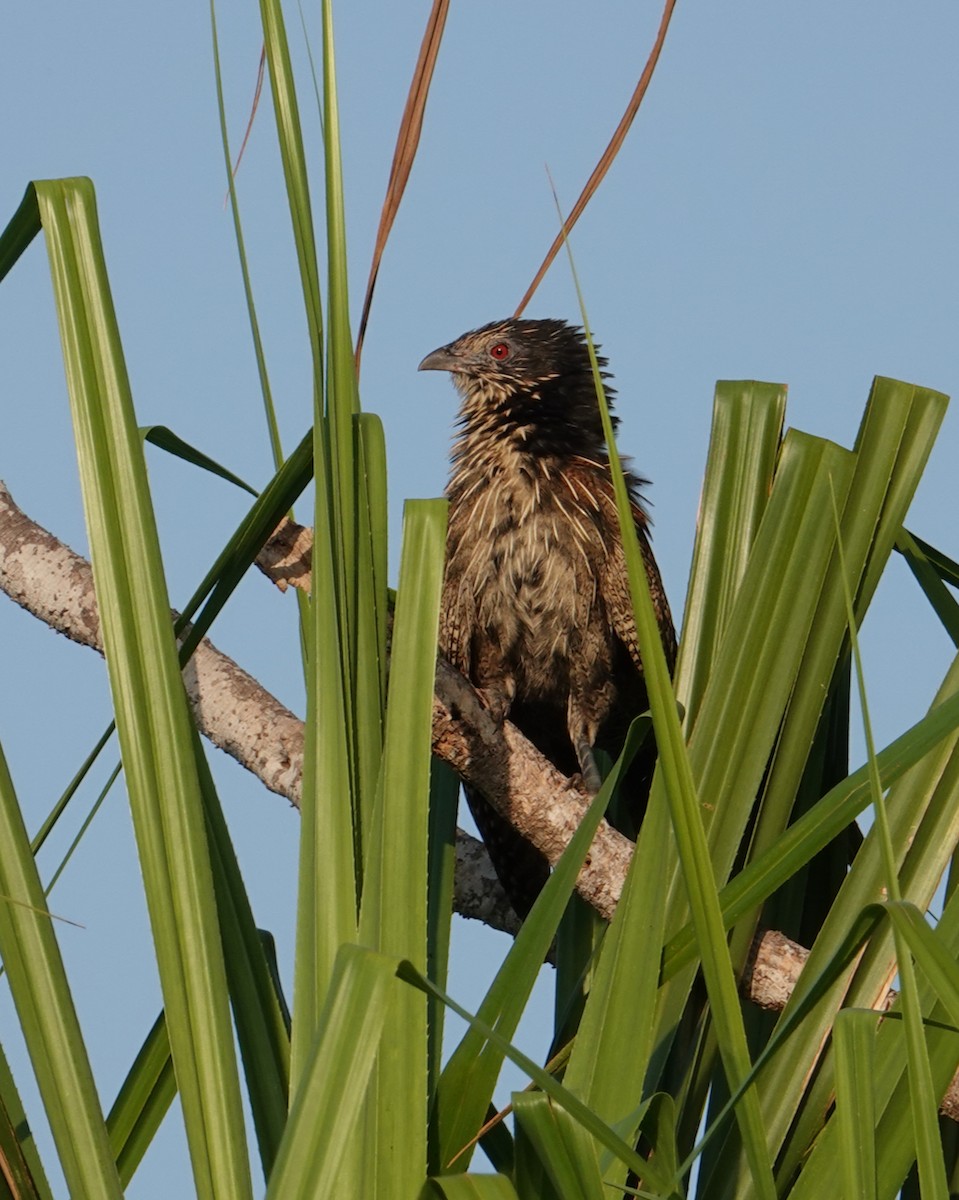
{"left": 445, "top": 465, "right": 610, "bottom": 699}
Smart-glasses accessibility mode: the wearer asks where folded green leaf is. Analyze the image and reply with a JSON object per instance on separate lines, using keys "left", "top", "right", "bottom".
{"left": 142, "top": 425, "right": 257, "bottom": 496}
{"left": 512, "top": 1092, "right": 605, "bottom": 1200}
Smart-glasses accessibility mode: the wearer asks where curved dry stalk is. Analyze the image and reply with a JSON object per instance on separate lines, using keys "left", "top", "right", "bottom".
{"left": 224, "top": 46, "right": 268, "bottom": 205}
{"left": 514, "top": 0, "right": 679, "bottom": 317}
{"left": 354, "top": 0, "right": 450, "bottom": 371}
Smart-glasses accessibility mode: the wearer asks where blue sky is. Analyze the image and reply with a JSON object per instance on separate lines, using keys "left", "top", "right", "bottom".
{"left": 2, "top": 3, "right": 959, "bottom": 1193}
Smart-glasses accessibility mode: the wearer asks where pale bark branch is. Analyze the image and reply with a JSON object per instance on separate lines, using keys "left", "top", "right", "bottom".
{"left": 0, "top": 481, "right": 517, "bottom": 937}
{"left": 4, "top": 480, "right": 959, "bottom": 1119}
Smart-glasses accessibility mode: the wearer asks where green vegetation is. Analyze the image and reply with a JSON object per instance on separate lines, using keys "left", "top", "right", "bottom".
{"left": 1, "top": 4, "right": 958, "bottom": 1196}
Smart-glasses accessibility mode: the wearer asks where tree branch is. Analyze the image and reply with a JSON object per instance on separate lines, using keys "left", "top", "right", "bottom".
{"left": 0, "top": 481, "right": 518, "bottom": 937}
{"left": 5, "top": 480, "right": 959, "bottom": 1125}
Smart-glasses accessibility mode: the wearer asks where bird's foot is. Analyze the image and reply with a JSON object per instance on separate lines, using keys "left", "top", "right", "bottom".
{"left": 573, "top": 739, "right": 603, "bottom": 795}
{"left": 474, "top": 685, "right": 513, "bottom": 726}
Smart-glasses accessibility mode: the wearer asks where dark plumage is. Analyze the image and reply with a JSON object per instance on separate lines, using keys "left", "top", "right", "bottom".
{"left": 420, "top": 317, "right": 676, "bottom": 916}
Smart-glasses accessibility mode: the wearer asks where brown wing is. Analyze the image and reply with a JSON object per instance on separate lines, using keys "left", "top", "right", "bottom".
{"left": 566, "top": 458, "right": 677, "bottom": 676}
{"left": 438, "top": 505, "right": 477, "bottom": 677}
{"left": 441, "top": 489, "right": 552, "bottom": 917}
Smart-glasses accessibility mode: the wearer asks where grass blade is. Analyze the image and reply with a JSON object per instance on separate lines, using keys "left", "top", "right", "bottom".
{"left": 259, "top": 0, "right": 323, "bottom": 378}
{"left": 106, "top": 1011, "right": 176, "bottom": 1188}
{"left": 210, "top": 0, "right": 283, "bottom": 467}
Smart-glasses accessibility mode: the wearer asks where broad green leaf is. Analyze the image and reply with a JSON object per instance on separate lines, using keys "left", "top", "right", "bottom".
{"left": 837, "top": 472, "right": 949, "bottom": 1200}
{"left": 292, "top": 407, "right": 355, "bottom": 1085}
{"left": 676, "top": 379, "right": 786, "bottom": 728}
{"left": 429, "top": 1175, "right": 520, "bottom": 1199}
{"left": 787, "top": 892, "right": 959, "bottom": 1199}
{"left": 30, "top": 177, "right": 252, "bottom": 1200}
{"left": 512, "top": 1092, "right": 605, "bottom": 1200}
{"left": 903, "top": 531, "right": 959, "bottom": 590}
{"left": 567, "top": 251, "right": 778, "bottom": 1195}
{"left": 643, "top": 429, "right": 857, "bottom": 1146}
{"left": 660, "top": 378, "right": 947, "bottom": 1198}
{"left": 0, "top": 1035, "right": 52, "bottom": 1200}
{"left": 680, "top": 906, "right": 885, "bottom": 1191}
{"left": 753, "top": 378, "right": 947, "bottom": 932}
{"left": 354, "top": 411, "right": 390, "bottom": 822}
{"left": 638, "top": 1092, "right": 680, "bottom": 1192}
{"left": 684, "top": 430, "right": 854, "bottom": 886}
{"left": 193, "top": 741, "right": 291, "bottom": 1176}
{"left": 662, "top": 656, "right": 959, "bottom": 977}
{"left": 657, "top": 429, "right": 855, "bottom": 1196}
{"left": 514, "top": 1130, "right": 562, "bottom": 1200}
{"left": 0, "top": 185, "right": 41, "bottom": 281}
{"left": 356, "top": 499, "right": 447, "bottom": 1194}
{"left": 834, "top": 1002, "right": 879, "bottom": 1200}
{"left": 321, "top": 0, "right": 362, "bottom": 583}
{"left": 889, "top": 962, "right": 949, "bottom": 1200}
{"left": 265, "top": 946, "right": 395, "bottom": 1199}
{"left": 561, "top": 763, "right": 670, "bottom": 1169}
{"left": 886, "top": 901, "right": 959, "bottom": 1040}
{"left": 426, "top": 758, "right": 461, "bottom": 1100}
{"left": 285, "top": 0, "right": 390, "bottom": 1093}
{"left": 765, "top": 647, "right": 959, "bottom": 1191}
{"left": 0, "top": 741, "right": 121, "bottom": 1197}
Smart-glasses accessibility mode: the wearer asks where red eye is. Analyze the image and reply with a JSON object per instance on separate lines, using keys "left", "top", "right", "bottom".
{"left": 489, "top": 342, "right": 510, "bottom": 360}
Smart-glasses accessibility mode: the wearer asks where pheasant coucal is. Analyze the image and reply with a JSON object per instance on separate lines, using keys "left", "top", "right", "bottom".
{"left": 419, "top": 318, "right": 676, "bottom": 917}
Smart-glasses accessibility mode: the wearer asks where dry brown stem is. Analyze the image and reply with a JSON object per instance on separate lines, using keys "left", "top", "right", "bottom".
{"left": 514, "top": 0, "right": 679, "bottom": 317}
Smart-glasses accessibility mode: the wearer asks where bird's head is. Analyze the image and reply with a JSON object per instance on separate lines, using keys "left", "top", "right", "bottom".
{"left": 419, "top": 317, "right": 616, "bottom": 457}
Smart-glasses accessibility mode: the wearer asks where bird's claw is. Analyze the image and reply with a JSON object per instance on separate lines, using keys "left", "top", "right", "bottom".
{"left": 574, "top": 740, "right": 603, "bottom": 795}
{"left": 475, "top": 686, "right": 512, "bottom": 726}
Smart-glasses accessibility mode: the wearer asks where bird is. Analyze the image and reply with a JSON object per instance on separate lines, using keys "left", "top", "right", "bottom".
{"left": 419, "top": 317, "right": 676, "bottom": 917}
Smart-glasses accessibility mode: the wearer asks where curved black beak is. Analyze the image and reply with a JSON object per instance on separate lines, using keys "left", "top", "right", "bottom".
{"left": 418, "top": 346, "right": 459, "bottom": 373}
